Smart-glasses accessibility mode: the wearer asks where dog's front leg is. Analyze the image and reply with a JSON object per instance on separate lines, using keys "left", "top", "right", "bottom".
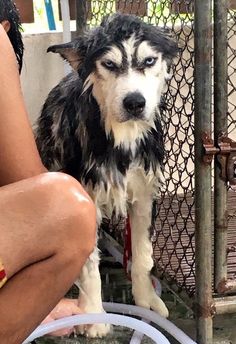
{"left": 129, "top": 200, "right": 169, "bottom": 318}
{"left": 77, "top": 246, "right": 111, "bottom": 338}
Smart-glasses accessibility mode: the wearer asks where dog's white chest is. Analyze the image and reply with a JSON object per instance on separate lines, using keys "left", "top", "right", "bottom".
{"left": 87, "top": 165, "right": 162, "bottom": 222}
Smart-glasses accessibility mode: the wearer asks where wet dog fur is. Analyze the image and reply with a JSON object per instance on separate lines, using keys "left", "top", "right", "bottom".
{"left": 35, "top": 13, "right": 178, "bottom": 338}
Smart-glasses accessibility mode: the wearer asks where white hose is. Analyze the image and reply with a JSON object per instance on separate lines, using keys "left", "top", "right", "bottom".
{"left": 130, "top": 318, "right": 150, "bottom": 344}
{"left": 23, "top": 302, "right": 197, "bottom": 344}
{"left": 23, "top": 313, "right": 171, "bottom": 344}
{"left": 103, "top": 303, "right": 197, "bottom": 344}
{"left": 130, "top": 329, "right": 146, "bottom": 344}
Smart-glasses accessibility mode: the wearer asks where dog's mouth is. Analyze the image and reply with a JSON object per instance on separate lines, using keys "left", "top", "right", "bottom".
{"left": 119, "top": 113, "right": 146, "bottom": 123}
{"left": 115, "top": 110, "right": 146, "bottom": 123}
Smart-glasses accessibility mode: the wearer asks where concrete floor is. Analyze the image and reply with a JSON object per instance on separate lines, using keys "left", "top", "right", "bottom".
{"left": 35, "top": 258, "right": 236, "bottom": 344}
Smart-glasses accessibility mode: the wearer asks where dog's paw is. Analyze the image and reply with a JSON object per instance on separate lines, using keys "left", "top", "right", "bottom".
{"left": 149, "top": 294, "right": 169, "bottom": 318}
{"left": 77, "top": 323, "right": 112, "bottom": 338}
{"left": 135, "top": 293, "right": 169, "bottom": 318}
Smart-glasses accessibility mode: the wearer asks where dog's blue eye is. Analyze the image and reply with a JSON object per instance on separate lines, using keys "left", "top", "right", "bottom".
{"left": 144, "top": 57, "right": 156, "bottom": 67}
{"left": 103, "top": 60, "right": 116, "bottom": 69}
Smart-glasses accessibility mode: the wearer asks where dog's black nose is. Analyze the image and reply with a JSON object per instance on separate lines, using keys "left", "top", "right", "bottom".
{"left": 123, "top": 92, "right": 146, "bottom": 116}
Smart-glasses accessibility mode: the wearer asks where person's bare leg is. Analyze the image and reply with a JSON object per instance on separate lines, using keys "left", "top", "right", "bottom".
{"left": 0, "top": 172, "right": 96, "bottom": 344}
{"left": 0, "top": 24, "right": 97, "bottom": 342}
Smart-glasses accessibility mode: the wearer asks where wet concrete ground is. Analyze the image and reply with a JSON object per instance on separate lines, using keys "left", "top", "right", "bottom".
{"left": 35, "top": 257, "right": 236, "bottom": 344}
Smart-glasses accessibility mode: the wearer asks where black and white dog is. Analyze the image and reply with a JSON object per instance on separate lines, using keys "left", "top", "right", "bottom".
{"left": 36, "top": 13, "right": 178, "bottom": 338}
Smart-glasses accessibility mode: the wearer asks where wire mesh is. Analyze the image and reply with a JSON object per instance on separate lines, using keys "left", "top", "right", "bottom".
{"left": 227, "top": 4, "right": 236, "bottom": 282}
{"left": 153, "top": 2, "right": 195, "bottom": 296}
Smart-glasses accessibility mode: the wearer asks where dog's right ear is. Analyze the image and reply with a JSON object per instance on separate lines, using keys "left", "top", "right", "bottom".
{"left": 47, "top": 39, "right": 86, "bottom": 71}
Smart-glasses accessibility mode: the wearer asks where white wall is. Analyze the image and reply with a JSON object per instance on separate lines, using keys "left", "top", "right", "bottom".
{"left": 21, "top": 32, "right": 65, "bottom": 125}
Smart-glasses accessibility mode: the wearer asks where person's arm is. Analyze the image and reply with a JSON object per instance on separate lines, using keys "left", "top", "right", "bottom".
{"left": 0, "top": 24, "right": 46, "bottom": 186}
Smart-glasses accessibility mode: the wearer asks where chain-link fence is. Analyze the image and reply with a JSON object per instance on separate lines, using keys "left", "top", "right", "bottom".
{"left": 153, "top": 2, "right": 195, "bottom": 297}
{"left": 226, "top": 5, "right": 236, "bottom": 284}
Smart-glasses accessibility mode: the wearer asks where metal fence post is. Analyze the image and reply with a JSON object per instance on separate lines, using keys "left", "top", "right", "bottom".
{"left": 76, "top": 0, "right": 87, "bottom": 34}
{"left": 214, "top": 0, "right": 228, "bottom": 294}
{"left": 194, "top": 0, "right": 214, "bottom": 343}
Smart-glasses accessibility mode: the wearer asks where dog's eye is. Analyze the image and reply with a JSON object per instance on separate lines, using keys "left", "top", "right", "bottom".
{"left": 144, "top": 57, "right": 157, "bottom": 67}
{"left": 102, "top": 60, "right": 116, "bottom": 69}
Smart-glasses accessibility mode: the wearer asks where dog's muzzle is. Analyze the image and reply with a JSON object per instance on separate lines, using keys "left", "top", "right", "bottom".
{"left": 123, "top": 92, "right": 146, "bottom": 119}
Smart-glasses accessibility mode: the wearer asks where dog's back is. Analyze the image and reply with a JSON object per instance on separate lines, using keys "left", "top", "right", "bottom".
{"left": 36, "top": 72, "right": 83, "bottom": 174}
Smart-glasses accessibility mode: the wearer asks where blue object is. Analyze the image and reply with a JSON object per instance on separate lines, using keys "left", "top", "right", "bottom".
{"left": 44, "top": 0, "right": 56, "bottom": 30}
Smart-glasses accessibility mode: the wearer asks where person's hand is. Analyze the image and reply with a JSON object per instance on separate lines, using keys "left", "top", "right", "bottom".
{"left": 41, "top": 298, "right": 83, "bottom": 337}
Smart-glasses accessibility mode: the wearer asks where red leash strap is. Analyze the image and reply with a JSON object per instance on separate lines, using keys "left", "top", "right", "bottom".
{"left": 123, "top": 216, "right": 132, "bottom": 278}
{"left": 123, "top": 217, "right": 159, "bottom": 291}
{"left": 0, "top": 260, "right": 7, "bottom": 288}
{"left": 123, "top": 216, "right": 157, "bottom": 289}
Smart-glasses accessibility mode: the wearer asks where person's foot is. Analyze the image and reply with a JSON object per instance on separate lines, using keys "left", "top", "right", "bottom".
{"left": 41, "top": 298, "right": 83, "bottom": 337}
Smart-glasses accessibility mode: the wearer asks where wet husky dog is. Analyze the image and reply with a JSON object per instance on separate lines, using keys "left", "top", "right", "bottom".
{"left": 36, "top": 13, "right": 178, "bottom": 338}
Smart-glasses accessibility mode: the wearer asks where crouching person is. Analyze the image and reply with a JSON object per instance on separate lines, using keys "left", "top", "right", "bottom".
{"left": 0, "top": 9, "right": 96, "bottom": 344}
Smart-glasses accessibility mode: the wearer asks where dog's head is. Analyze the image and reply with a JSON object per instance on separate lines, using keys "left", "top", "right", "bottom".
{"left": 48, "top": 14, "right": 178, "bottom": 143}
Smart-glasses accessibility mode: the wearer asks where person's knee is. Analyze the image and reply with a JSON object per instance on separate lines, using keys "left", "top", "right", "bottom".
{"left": 35, "top": 172, "right": 96, "bottom": 256}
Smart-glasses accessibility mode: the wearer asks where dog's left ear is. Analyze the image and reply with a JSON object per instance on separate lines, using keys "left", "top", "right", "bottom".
{"left": 47, "top": 38, "right": 86, "bottom": 70}
{"left": 149, "top": 27, "right": 179, "bottom": 66}
{"left": 159, "top": 29, "right": 179, "bottom": 65}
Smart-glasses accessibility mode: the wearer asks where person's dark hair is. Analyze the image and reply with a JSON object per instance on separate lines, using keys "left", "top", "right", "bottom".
{"left": 0, "top": 0, "right": 24, "bottom": 72}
